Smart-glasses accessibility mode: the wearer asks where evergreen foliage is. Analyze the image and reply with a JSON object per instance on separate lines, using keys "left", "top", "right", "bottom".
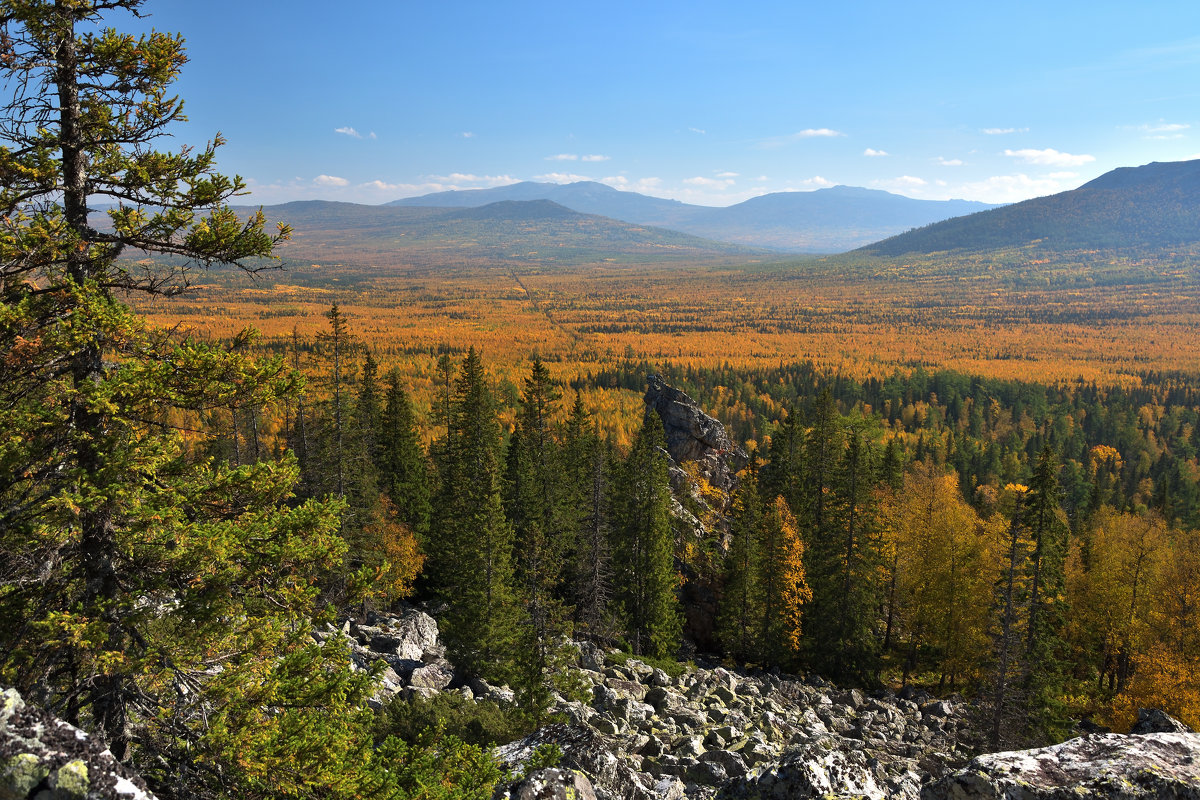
{"left": 379, "top": 369, "right": 433, "bottom": 537}
{"left": 610, "top": 413, "right": 682, "bottom": 658}
{"left": 718, "top": 470, "right": 765, "bottom": 663}
{"left": 0, "top": 3, "right": 411, "bottom": 796}
{"left": 429, "top": 348, "right": 522, "bottom": 682}
{"left": 563, "top": 395, "right": 616, "bottom": 640}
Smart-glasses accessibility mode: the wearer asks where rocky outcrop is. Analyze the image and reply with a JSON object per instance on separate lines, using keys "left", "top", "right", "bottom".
{"left": 644, "top": 376, "right": 747, "bottom": 494}
{"left": 643, "top": 377, "right": 748, "bottom": 652}
{"left": 503, "top": 768, "right": 599, "bottom": 800}
{"left": 922, "top": 725, "right": 1200, "bottom": 799}
{"left": 0, "top": 687, "right": 156, "bottom": 800}
{"left": 1130, "top": 707, "right": 1194, "bottom": 735}
{"left": 499, "top": 657, "right": 972, "bottom": 800}
{"left": 316, "top": 605, "right": 476, "bottom": 708}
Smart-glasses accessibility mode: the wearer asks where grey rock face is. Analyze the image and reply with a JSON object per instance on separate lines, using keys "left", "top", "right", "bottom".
{"left": 334, "top": 605, "right": 461, "bottom": 707}
{"left": 507, "top": 650, "right": 972, "bottom": 800}
{"left": 1129, "top": 708, "right": 1193, "bottom": 735}
{"left": 643, "top": 376, "right": 747, "bottom": 493}
{"left": 357, "top": 607, "right": 441, "bottom": 661}
{"left": 0, "top": 687, "right": 157, "bottom": 800}
{"left": 408, "top": 662, "right": 455, "bottom": 691}
{"left": 921, "top": 731, "right": 1200, "bottom": 800}
{"left": 497, "top": 725, "right": 659, "bottom": 800}
{"left": 504, "top": 768, "right": 599, "bottom": 800}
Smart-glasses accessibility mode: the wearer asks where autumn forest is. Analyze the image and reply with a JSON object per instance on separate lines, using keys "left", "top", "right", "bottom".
{"left": 3, "top": 2, "right": 1200, "bottom": 798}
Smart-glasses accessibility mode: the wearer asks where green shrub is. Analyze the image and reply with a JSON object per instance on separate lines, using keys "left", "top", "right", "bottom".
{"left": 375, "top": 692, "right": 532, "bottom": 748}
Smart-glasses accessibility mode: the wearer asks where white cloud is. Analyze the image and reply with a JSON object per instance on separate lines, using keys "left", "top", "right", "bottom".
{"left": 535, "top": 172, "right": 591, "bottom": 183}
{"left": 600, "top": 176, "right": 663, "bottom": 194}
{"left": 982, "top": 127, "right": 1029, "bottom": 135}
{"left": 689, "top": 127, "right": 706, "bottom": 134}
{"left": 1140, "top": 121, "right": 1190, "bottom": 139}
{"left": 956, "top": 173, "right": 1070, "bottom": 203}
{"left": 461, "top": 132, "right": 475, "bottom": 138}
{"left": 359, "top": 180, "right": 404, "bottom": 192}
{"left": 936, "top": 157, "right": 964, "bottom": 166}
{"left": 244, "top": 172, "right": 524, "bottom": 204}
{"left": 875, "top": 175, "right": 928, "bottom": 189}
{"left": 759, "top": 128, "right": 845, "bottom": 148}
{"left": 1004, "top": 148, "right": 1095, "bottom": 167}
{"left": 863, "top": 148, "right": 889, "bottom": 157}
{"left": 1141, "top": 121, "right": 1189, "bottom": 133}
{"left": 368, "top": 131, "right": 377, "bottom": 140}
{"left": 581, "top": 154, "right": 610, "bottom": 162}
{"left": 429, "top": 173, "right": 518, "bottom": 186}
{"left": 546, "top": 153, "right": 579, "bottom": 161}
{"left": 795, "top": 176, "right": 834, "bottom": 188}
{"left": 716, "top": 171, "right": 739, "bottom": 177}
{"left": 684, "top": 176, "right": 736, "bottom": 188}
{"left": 335, "top": 126, "right": 362, "bottom": 139}
{"left": 756, "top": 175, "right": 770, "bottom": 181}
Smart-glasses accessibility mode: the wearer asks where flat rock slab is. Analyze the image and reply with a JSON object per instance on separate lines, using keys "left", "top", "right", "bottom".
{"left": 922, "top": 732, "right": 1200, "bottom": 800}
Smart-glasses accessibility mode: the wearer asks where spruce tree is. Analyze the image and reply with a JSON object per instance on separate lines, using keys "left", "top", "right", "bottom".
{"left": 1023, "top": 445, "right": 1071, "bottom": 741}
{"left": 611, "top": 412, "right": 681, "bottom": 658}
{"left": 563, "top": 395, "right": 615, "bottom": 639}
{"left": 430, "top": 348, "right": 521, "bottom": 682}
{"left": 759, "top": 495, "right": 811, "bottom": 666}
{"left": 761, "top": 408, "right": 803, "bottom": 514}
{"left": 719, "top": 469, "right": 765, "bottom": 663}
{"left": 0, "top": 3, "right": 389, "bottom": 795}
{"left": 378, "top": 369, "right": 432, "bottom": 537}
{"left": 506, "top": 358, "right": 578, "bottom": 722}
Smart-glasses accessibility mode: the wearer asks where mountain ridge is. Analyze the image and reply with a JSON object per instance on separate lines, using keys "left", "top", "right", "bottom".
{"left": 235, "top": 198, "right": 766, "bottom": 269}
{"left": 859, "top": 159, "right": 1200, "bottom": 256}
{"left": 389, "top": 181, "right": 999, "bottom": 252}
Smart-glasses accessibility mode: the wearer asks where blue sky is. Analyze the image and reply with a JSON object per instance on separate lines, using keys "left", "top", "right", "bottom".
{"left": 129, "top": 1, "right": 1200, "bottom": 207}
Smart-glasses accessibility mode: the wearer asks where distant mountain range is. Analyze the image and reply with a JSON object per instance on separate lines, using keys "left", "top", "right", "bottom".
{"left": 250, "top": 199, "right": 762, "bottom": 269}
{"left": 860, "top": 160, "right": 1200, "bottom": 256}
{"left": 389, "top": 181, "right": 998, "bottom": 253}
{"left": 208, "top": 159, "right": 1200, "bottom": 270}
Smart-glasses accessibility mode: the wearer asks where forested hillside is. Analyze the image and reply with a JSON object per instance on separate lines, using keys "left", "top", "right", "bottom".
{"left": 3, "top": 2, "right": 1200, "bottom": 800}
{"left": 390, "top": 180, "right": 998, "bottom": 252}
{"left": 212, "top": 314, "right": 1200, "bottom": 752}
{"left": 862, "top": 159, "right": 1200, "bottom": 255}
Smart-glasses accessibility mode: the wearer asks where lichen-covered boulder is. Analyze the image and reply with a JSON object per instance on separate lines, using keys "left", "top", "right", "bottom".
{"left": 503, "top": 768, "right": 598, "bottom": 800}
{"left": 1129, "top": 708, "right": 1193, "bottom": 735}
{"left": 0, "top": 687, "right": 156, "bottom": 800}
{"left": 921, "top": 731, "right": 1200, "bottom": 799}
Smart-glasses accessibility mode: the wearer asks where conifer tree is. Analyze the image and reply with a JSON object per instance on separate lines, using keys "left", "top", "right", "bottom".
{"left": 761, "top": 410, "right": 803, "bottom": 512}
{"left": 804, "top": 413, "right": 884, "bottom": 681}
{"left": 719, "top": 469, "right": 765, "bottom": 663}
{"left": 759, "top": 494, "right": 811, "bottom": 665}
{"left": 505, "top": 358, "right": 578, "bottom": 723}
{"left": 311, "top": 303, "right": 355, "bottom": 500}
{"left": 563, "top": 395, "right": 615, "bottom": 639}
{"left": 0, "top": 2, "right": 391, "bottom": 795}
{"left": 378, "top": 369, "right": 432, "bottom": 537}
{"left": 988, "top": 486, "right": 1033, "bottom": 749}
{"left": 1022, "top": 445, "right": 1071, "bottom": 741}
{"left": 430, "top": 348, "right": 521, "bottom": 681}
{"left": 611, "top": 412, "right": 681, "bottom": 658}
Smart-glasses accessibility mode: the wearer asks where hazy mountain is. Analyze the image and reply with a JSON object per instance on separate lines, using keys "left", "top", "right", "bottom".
{"left": 245, "top": 199, "right": 763, "bottom": 269}
{"left": 671, "top": 186, "right": 996, "bottom": 252}
{"left": 859, "top": 160, "right": 1200, "bottom": 256}
{"left": 389, "top": 181, "right": 996, "bottom": 252}
{"left": 388, "top": 181, "right": 697, "bottom": 227}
